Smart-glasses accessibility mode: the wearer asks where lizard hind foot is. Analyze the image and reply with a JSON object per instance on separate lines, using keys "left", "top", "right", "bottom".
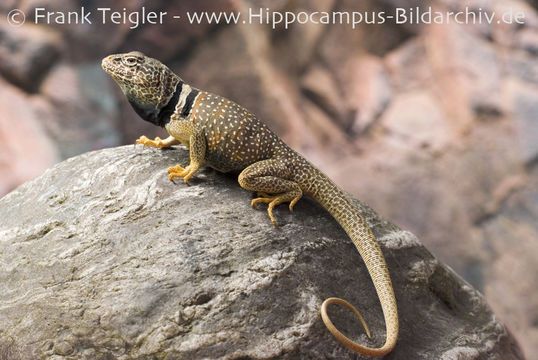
{"left": 251, "top": 195, "right": 279, "bottom": 226}
{"left": 251, "top": 190, "right": 302, "bottom": 227}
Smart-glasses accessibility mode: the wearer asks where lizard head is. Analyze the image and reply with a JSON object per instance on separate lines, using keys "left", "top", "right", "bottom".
{"left": 102, "top": 51, "right": 180, "bottom": 126}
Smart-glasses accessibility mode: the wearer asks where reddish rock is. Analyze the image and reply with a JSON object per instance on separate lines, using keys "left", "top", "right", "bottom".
{"left": 123, "top": 0, "right": 236, "bottom": 62}
{"left": 300, "top": 65, "right": 350, "bottom": 131}
{"left": 515, "top": 26, "right": 538, "bottom": 55}
{"left": 37, "top": 63, "right": 122, "bottom": 158}
{"left": 0, "top": 19, "right": 61, "bottom": 92}
{"left": 506, "top": 79, "right": 538, "bottom": 163}
{"left": 0, "top": 78, "right": 57, "bottom": 197}
{"left": 377, "top": 90, "right": 450, "bottom": 152}
{"left": 341, "top": 54, "right": 392, "bottom": 134}
{"left": 385, "top": 38, "right": 432, "bottom": 92}
{"left": 482, "top": 172, "right": 538, "bottom": 360}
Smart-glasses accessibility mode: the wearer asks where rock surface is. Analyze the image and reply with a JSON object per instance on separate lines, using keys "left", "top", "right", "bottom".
{"left": 0, "top": 146, "right": 524, "bottom": 360}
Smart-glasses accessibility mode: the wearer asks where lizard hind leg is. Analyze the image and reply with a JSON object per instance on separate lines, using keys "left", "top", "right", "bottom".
{"left": 238, "top": 159, "right": 302, "bottom": 227}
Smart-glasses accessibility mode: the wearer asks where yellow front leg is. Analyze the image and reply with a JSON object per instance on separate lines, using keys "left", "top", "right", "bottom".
{"left": 167, "top": 132, "right": 206, "bottom": 184}
{"left": 135, "top": 135, "right": 179, "bottom": 148}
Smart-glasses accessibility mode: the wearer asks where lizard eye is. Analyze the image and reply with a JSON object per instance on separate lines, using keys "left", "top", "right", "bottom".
{"left": 123, "top": 56, "right": 138, "bottom": 66}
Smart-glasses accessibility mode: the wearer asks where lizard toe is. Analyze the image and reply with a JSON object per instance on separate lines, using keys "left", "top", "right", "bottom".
{"left": 168, "top": 165, "right": 185, "bottom": 174}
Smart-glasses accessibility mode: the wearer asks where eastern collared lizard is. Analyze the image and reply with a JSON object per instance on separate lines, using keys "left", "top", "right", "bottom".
{"left": 102, "top": 51, "right": 399, "bottom": 356}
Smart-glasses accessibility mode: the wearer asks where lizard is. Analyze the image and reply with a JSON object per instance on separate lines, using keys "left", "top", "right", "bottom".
{"left": 101, "top": 51, "right": 399, "bottom": 357}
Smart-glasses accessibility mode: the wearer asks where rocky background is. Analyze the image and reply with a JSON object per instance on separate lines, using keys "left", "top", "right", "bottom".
{"left": 0, "top": 0, "right": 536, "bottom": 357}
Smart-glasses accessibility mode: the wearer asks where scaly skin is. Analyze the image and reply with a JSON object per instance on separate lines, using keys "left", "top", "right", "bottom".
{"left": 102, "top": 51, "right": 399, "bottom": 356}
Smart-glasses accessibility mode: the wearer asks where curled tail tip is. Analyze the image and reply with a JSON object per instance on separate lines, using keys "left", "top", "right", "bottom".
{"left": 321, "top": 297, "right": 397, "bottom": 356}
{"left": 321, "top": 297, "right": 371, "bottom": 337}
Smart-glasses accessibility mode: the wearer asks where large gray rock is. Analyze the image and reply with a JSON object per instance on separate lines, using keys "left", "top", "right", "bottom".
{"left": 0, "top": 146, "right": 524, "bottom": 359}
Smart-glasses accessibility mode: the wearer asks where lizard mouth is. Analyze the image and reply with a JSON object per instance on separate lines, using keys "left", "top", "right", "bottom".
{"left": 101, "top": 56, "right": 128, "bottom": 84}
{"left": 101, "top": 56, "right": 113, "bottom": 74}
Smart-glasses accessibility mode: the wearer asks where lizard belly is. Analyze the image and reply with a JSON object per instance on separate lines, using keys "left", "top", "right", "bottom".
{"left": 204, "top": 148, "right": 259, "bottom": 173}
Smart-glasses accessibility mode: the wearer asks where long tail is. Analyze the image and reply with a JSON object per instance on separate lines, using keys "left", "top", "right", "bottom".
{"left": 307, "top": 169, "right": 399, "bottom": 356}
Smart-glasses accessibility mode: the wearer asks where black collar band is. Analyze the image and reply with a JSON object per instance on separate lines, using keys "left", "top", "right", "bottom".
{"left": 181, "top": 89, "right": 200, "bottom": 118}
{"left": 157, "top": 80, "right": 183, "bottom": 127}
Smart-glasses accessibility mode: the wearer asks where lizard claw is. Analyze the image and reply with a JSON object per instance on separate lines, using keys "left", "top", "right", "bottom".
{"left": 289, "top": 197, "right": 300, "bottom": 212}
{"left": 251, "top": 197, "right": 278, "bottom": 226}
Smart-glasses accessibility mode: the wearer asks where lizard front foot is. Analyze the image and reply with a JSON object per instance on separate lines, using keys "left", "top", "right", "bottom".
{"left": 168, "top": 164, "right": 198, "bottom": 184}
{"left": 135, "top": 135, "right": 177, "bottom": 148}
